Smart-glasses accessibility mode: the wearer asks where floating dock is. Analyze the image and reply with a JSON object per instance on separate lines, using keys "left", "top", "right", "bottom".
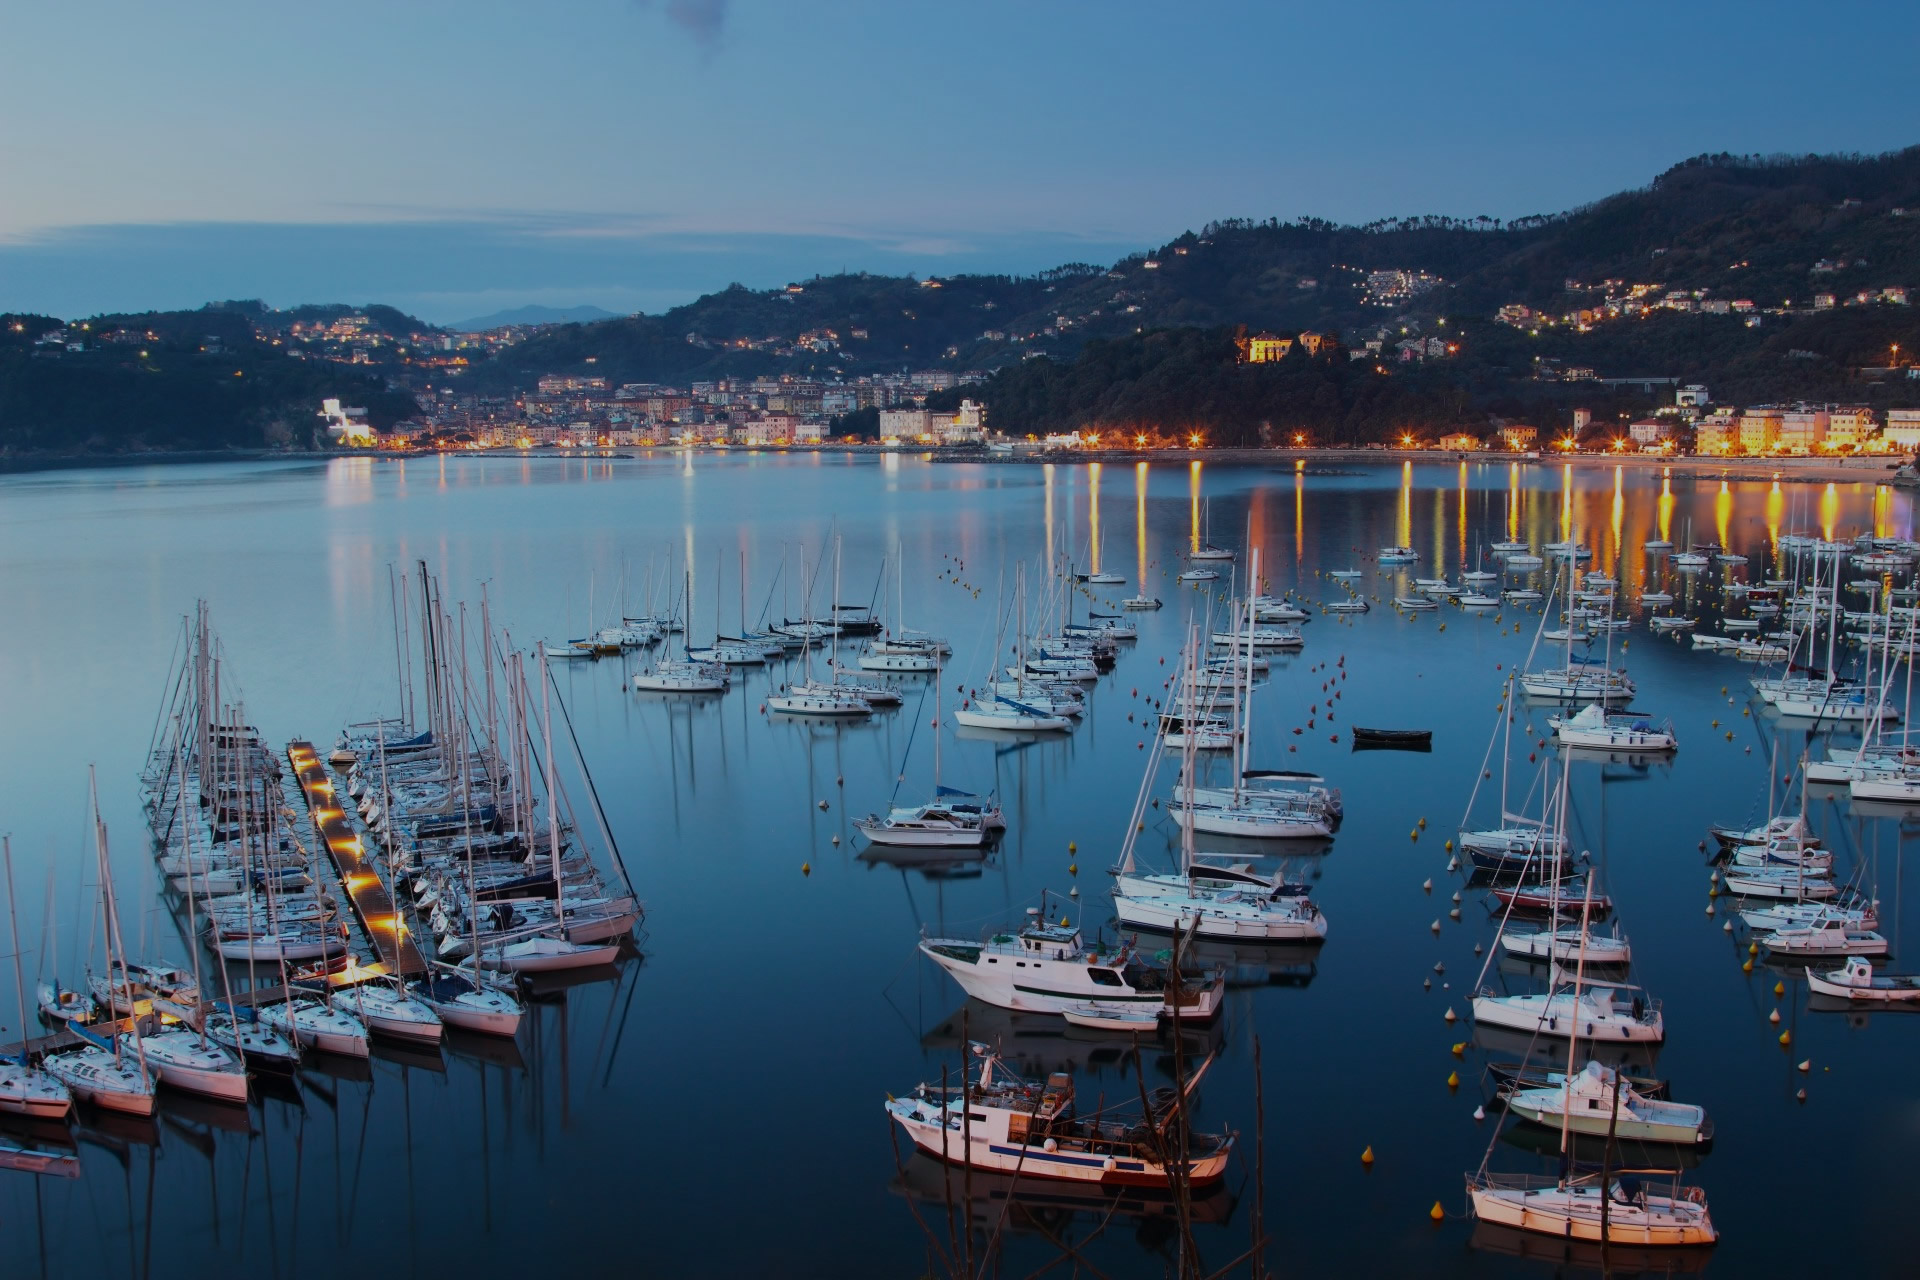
{"left": 287, "top": 741, "right": 427, "bottom": 976}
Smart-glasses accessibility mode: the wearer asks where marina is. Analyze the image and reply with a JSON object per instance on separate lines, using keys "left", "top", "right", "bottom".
{"left": 6, "top": 452, "right": 1920, "bottom": 1276}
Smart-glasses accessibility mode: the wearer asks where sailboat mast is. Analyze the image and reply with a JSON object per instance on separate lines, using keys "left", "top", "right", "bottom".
{"left": 3, "top": 838, "right": 29, "bottom": 1063}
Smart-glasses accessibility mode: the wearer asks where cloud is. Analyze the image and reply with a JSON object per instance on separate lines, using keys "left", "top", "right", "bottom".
{"left": 632, "top": 0, "right": 728, "bottom": 50}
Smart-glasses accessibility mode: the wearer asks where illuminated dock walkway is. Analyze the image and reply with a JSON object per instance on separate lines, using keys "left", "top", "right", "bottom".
{"left": 287, "top": 740, "right": 428, "bottom": 976}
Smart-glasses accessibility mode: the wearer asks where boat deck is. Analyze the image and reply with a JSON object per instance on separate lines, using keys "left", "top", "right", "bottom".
{"left": 288, "top": 741, "right": 428, "bottom": 977}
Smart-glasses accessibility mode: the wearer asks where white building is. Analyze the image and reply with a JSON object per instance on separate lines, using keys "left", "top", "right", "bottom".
{"left": 319, "top": 397, "right": 373, "bottom": 444}
{"left": 1885, "top": 408, "right": 1920, "bottom": 450}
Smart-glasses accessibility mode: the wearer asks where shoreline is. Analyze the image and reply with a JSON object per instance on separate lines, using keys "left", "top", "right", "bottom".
{"left": 2, "top": 442, "right": 1908, "bottom": 486}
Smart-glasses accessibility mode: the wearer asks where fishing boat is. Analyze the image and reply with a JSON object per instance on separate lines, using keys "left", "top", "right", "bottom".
{"left": 884, "top": 1045, "right": 1233, "bottom": 1185}
{"left": 1501, "top": 1061, "right": 1710, "bottom": 1144}
{"left": 1805, "top": 956, "right": 1920, "bottom": 1002}
{"left": 1549, "top": 704, "right": 1677, "bottom": 752}
{"left": 919, "top": 899, "right": 1224, "bottom": 1020}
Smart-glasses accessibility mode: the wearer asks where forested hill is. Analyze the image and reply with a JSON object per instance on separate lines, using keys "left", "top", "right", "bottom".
{"left": 490, "top": 148, "right": 1920, "bottom": 385}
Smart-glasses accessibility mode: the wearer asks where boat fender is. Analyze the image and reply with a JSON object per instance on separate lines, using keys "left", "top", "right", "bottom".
{"left": 1102, "top": 1155, "right": 1116, "bottom": 1171}
{"left": 1044, "top": 1138, "right": 1058, "bottom": 1153}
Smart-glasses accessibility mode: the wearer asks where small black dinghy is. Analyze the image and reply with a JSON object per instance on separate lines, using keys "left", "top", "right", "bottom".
{"left": 1350, "top": 727, "right": 1432, "bottom": 751}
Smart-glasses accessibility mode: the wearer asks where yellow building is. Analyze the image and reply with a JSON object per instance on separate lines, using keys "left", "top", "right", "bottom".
{"left": 1299, "top": 331, "right": 1329, "bottom": 355}
{"left": 1240, "top": 331, "right": 1293, "bottom": 363}
{"left": 1737, "top": 408, "right": 1783, "bottom": 454}
{"left": 1498, "top": 425, "right": 1538, "bottom": 450}
{"left": 1693, "top": 413, "right": 1737, "bottom": 454}
{"left": 1438, "top": 432, "right": 1481, "bottom": 451}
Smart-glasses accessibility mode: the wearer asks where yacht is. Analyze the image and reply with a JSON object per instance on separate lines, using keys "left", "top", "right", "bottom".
{"left": 919, "top": 909, "right": 1224, "bottom": 1019}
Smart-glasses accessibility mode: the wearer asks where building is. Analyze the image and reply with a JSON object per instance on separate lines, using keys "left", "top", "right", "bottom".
{"left": 1498, "top": 425, "right": 1538, "bottom": 451}
{"left": 1692, "top": 412, "right": 1737, "bottom": 454}
{"left": 1238, "top": 331, "right": 1292, "bottom": 363}
{"left": 1826, "top": 406, "right": 1877, "bottom": 451}
{"left": 319, "top": 398, "right": 373, "bottom": 444}
{"left": 1572, "top": 408, "right": 1592, "bottom": 433}
{"left": 878, "top": 407, "right": 929, "bottom": 440}
{"left": 1885, "top": 408, "right": 1920, "bottom": 451}
{"left": 1437, "top": 431, "right": 1480, "bottom": 451}
{"left": 1298, "top": 331, "right": 1330, "bottom": 356}
{"left": 1737, "top": 407, "right": 1783, "bottom": 453}
{"left": 1776, "top": 408, "right": 1829, "bottom": 454}
{"left": 1676, "top": 384, "right": 1710, "bottom": 407}
{"left": 1629, "top": 419, "right": 1670, "bottom": 446}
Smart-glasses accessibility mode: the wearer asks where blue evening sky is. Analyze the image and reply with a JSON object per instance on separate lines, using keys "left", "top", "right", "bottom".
{"left": 2, "top": 0, "right": 1914, "bottom": 324}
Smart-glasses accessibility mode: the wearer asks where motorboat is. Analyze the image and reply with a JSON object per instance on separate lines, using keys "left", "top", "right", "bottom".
{"left": 856, "top": 790, "right": 1003, "bottom": 848}
{"left": 1378, "top": 546, "right": 1418, "bottom": 563}
{"left": 1121, "top": 595, "right": 1164, "bottom": 611}
{"left": 1805, "top": 956, "right": 1920, "bottom": 1002}
{"left": 919, "top": 911, "right": 1224, "bottom": 1020}
{"left": 1394, "top": 596, "right": 1439, "bottom": 611}
{"left": 1501, "top": 1061, "right": 1709, "bottom": 1144}
{"left": 1176, "top": 568, "right": 1220, "bottom": 584}
{"left": 1326, "top": 597, "right": 1371, "bottom": 613}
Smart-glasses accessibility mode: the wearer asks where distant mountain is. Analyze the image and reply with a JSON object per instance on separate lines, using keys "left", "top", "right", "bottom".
{"left": 484, "top": 148, "right": 1920, "bottom": 391}
{"left": 451, "top": 304, "right": 622, "bottom": 331}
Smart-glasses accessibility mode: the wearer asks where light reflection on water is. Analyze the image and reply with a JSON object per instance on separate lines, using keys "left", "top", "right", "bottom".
{"left": 0, "top": 455, "right": 1917, "bottom": 1277}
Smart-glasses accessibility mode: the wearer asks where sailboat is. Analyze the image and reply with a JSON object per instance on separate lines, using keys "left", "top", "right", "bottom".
{"left": 770, "top": 539, "right": 873, "bottom": 716}
{"left": 1113, "top": 624, "right": 1330, "bottom": 941}
{"left": 633, "top": 571, "right": 731, "bottom": 692}
{"left": 953, "top": 568, "right": 1074, "bottom": 732}
{"left": 685, "top": 552, "right": 769, "bottom": 665}
{"left": 858, "top": 544, "right": 946, "bottom": 672}
{"left": 856, "top": 653, "right": 1002, "bottom": 846}
{"left": 0, "top": 839, "right": 72, "bottom": 1119}
{"left": 1189, "top": 497, "right": 1234, "bottom": 561}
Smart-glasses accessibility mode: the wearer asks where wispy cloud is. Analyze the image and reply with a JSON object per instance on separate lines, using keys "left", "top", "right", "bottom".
{"left": 631, "top": 0, "right": 728, "bottom": 52}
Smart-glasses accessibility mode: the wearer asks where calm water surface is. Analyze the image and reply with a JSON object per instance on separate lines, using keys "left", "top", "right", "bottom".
{"left": 2, "top": 453, "right": 1919, "bottom": 1277}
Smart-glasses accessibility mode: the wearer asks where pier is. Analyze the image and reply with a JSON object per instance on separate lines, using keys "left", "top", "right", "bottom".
{"left": 287, "top": 741, "right": 427, "bottom": 977}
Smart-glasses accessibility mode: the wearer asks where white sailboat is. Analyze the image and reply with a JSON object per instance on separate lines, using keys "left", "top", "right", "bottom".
{"left": 856, "top": 653, "right": 1002, "bottom": 847}
{"left": 770, "top": 540, "right": 872, "bottom": 717}
{"left": 953, "top": 568, "right": 1074, "bottom": 733}
{"left": 634, "top": 571, "right": 731, "bottom": 692}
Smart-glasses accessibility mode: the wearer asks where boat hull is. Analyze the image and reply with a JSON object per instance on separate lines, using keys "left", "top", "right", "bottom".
{"left": 1470, "top": 1185, "right": 1716, "bottom": 1246}
{"left": 887, "top": 1110, "right": 1231, "bottom": 1187}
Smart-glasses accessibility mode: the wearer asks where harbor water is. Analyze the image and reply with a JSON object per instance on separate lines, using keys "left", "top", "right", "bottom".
{"left": 2, "top": 452, "right": 1919, "bottom": 1276}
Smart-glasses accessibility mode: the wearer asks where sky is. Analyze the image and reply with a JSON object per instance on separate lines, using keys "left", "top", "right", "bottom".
{"left": 3, "top": 0, "right": 1916, "bottom": 324}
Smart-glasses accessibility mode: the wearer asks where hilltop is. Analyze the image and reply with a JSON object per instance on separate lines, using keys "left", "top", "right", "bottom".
{"left": 491, "top": 149, "right": 1920, "bottom": 388}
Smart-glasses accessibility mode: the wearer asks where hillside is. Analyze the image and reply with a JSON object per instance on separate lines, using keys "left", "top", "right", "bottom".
{"left": 0, "top": 313, "right": 417, "bottom": 458}
{"left": 494, "top": 149, "right": 1920, "bottom": 387}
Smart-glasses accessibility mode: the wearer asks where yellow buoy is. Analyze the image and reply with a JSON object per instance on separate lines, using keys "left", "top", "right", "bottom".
{"left": 1774, "top": 981, "right": 1785, "bottom": 997}
{"left": 1451, "top": 1041, "right": 1466, "bottom": 1058}
{"left": 1779, "top": 1029, "right": 1792, "bottom": 1046}
{"left": 1068, "top": 863, "right": 1078, "bottom": 875}
{"left": 1411, "top": 830, "right": 1419, "bottom": 841}
{"left": 1748, "top": 942, "right": 1759, "bottom": 956}
{"left": 1068, "top": 841, "right": 1077, "bottom": 853}
{"left": 1430, "top": 1201, "right": 1445, "bottom": 1222}
{"left": 1742, "top": 959, "right": 1753, "bottom": 973}
{"left": 1418, "top": 817, "right": 1427, "bottom": 829}
{"left": 1361, "top": 1145, "right": 1375, "bottom": 1166}
{"left": 1446, "top": 1071, "right": 1459, "bottom": 1089}
{"left": 1444, "top": 839, "right": 1454, "bottom": 851}
{"left": 801, "top": 862, "right": 811, "bottom": 876}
